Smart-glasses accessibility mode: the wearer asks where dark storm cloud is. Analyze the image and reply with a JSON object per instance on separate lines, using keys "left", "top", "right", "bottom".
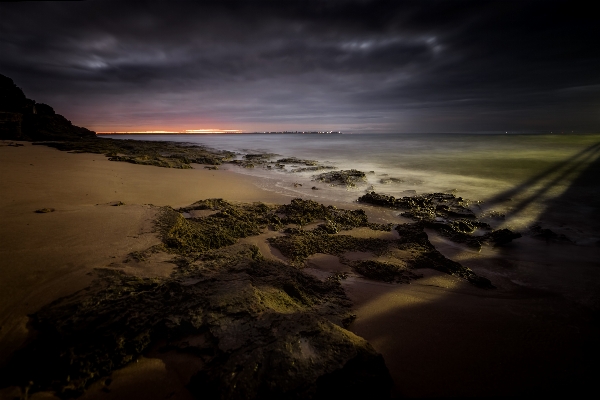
{"left": 0, "top": 0, "right": 597, "bottom": 132}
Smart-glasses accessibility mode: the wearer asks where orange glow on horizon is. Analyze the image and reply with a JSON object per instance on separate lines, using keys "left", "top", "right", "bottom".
{"left": 96, "top": 129, "right": 244, "bottom": 134}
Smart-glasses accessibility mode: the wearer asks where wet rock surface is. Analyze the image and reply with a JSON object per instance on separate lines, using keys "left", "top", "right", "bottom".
{"left": 393, "top": 223, "right": 494, "bottom": 288}
{"left": 349, "top": 260, "right": 423, "bottom": 283}
{"left": 227, "top": 154, "right": 336, "bottom": 174}
{"left": 528, "top": 225, "right": 573, "bottom": 243}
{"left": 276, "top": 157, "right": 318, "bottom": 166}
{"left": 34, "top": 208, "right": 55, "bottom": 213}
{"left": 38, "top": 138, "right": 235, "bottom": 169}
{"left": 2, "top": 199, "right": 397, "bottom": 399}
{"left": 313, "top": 169, "right": 367, "bottom": 188}
{"left": 358, "top": 191, "right": 521, "bottom": 250}
{"left": 2, "top": 198, "right": 496, "bottom": 398}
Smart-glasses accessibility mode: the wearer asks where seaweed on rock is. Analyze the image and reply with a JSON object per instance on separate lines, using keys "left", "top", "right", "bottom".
{"left": 276, "top": 157, "right": 318, "bottom": 166}
{"left": 5, "top": 245, "right": 391, "bottom": 399}
{"left": 358, "top": 191, "right": 521, "bottom": 249}
{"left": 161, "top": 202, "right": 283, "bottom": 254}
{"left": 4, "top": 197, "right": 495, "bottom": 399}
{"left": 313, "top": 169, "right": 367, "bottom": 187}
{"left": 268, "top": 219, "right": 493, "bottom": 289}
{"left": 269, "top": 231, "right": 390, "bottom": 265}
{"left": 2, "top": 199, "right": 399, "bottom": 399}
{"left": 350, "top": 260, "right": 423, "bottom": 283}
{"left": 37, "top": 138, "right": 234, "bottom": 169}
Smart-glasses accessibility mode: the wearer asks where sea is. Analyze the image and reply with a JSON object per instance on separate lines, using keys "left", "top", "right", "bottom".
{"left": 102, "top": 132, "right": 600, "bottom": 391}
{"left": 104, "top": 133, "right": 600, "bottom": 242}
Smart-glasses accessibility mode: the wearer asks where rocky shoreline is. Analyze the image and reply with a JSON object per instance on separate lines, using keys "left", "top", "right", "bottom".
{"left": 1, "top": 119, "right": 521, "bottom": 398}
{"left": 3, "top": 192, "right": 503, "bottom": 398}
{"left": 7, "top": 72, "right": 577, "bottom": 399}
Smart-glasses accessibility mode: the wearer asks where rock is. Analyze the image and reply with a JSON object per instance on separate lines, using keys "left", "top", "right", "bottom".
{"left": 484, "top": 229, "right": 522, "bottom": 245}
{"left": 0, "top": 74, "right": 31, "bottom": 113}
{"left": 3, "top": 200, "right": 396, "bottom": 399}
{"left": 379, "top": 177, "right": 404, "bottom": 184}
{"left": 351, "top": 260, "right": 422, "bottom": 283}
{"left": 358, "top": 191, "right": 521, "bottom": 250}
{"left": 40, "top": 138, "right": 233, "bottom": 170}
{"left": 0, "top": 73, "right": 95, "bottom": 141}
{"left": 528, "top": 225, "right": 572, "bottom": 243}
{"left": 108, "top": 154, "right": 193, "bottom": 169}
{"left": 314, "top": 170, "right": 367, "bottom": 187}
{"left": 34, "top": 208, "right": 55, "bottom": 213}
{"left": 276, "top": 157, "right": 318, "bottom": 166}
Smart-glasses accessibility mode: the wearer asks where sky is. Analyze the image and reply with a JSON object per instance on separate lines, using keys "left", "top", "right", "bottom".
{"left": 0, "top": 0, "right": 598, "bottom": 134}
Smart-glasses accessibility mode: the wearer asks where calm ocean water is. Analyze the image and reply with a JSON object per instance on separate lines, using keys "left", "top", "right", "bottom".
{"left": 104, "top": 133, "right": 600, "bottom": 237}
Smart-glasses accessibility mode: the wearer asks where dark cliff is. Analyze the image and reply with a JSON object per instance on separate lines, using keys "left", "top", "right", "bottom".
{"left": 0, "top": 74, "right": 96, "bottom": 141}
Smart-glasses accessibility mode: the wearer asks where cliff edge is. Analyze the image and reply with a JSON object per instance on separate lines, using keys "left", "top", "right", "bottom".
{"left": 0, "top": 74, "right": 95, "bottom": 141}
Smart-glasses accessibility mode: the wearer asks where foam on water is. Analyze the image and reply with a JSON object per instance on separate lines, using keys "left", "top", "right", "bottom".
{"left": 104, "top": 133, "right": 600, "bottom": 236}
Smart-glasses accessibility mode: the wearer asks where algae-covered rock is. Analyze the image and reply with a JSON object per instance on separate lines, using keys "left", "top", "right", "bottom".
{"left": 269, "top": 230, "right": 390, "bottom": 265}
{"left": 39, "top": 138, "right": 234, "bottom": 169}
{"left": 4, "top": 235, "right": 390, "bottom": 399}
{"left": 34, "top": 208, "right": 55, "bottom": 213}
{"left": 359, "top": 191, "right": 521, "bottom": 250}
{"left": 5, "top": 197, "right": 498, "bottom": 398}
{"left": 314, "top": 169, "right": 367, "bottom": 187}
{"left": 276, "top": 157, "right": 318, "bottom": 166}
{"left": 379, "top": 177, "right": 404, "bottom": 185}
{"left": 160, "top": 202, "right": 280, "bottom": 254}
{"left": 108, "top": 154, "right": 193, "bottom": 169}
{"left": 350, "top": 260, "right": 422, "bottom": 283}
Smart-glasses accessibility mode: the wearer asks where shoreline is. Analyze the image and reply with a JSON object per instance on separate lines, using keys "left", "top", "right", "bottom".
{"left": 0, "top": 142, "right": 289, "bottom": 362}
{"left": 1, "top": 140, "right": 599, "bottom": 398}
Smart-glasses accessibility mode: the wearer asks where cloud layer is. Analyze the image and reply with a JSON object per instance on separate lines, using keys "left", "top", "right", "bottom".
{"left": 1, "top": 0, "right": 597, "bottom": 133}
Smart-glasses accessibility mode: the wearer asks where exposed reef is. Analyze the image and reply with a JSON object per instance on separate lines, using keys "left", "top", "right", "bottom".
{"left": 350, "top": 260, "right": 423, "bottom": 284}
{"left": 34, "top": 208, "right": 55, "bottom": 213}
{"left": 2, "top": 198, "right": 495, "bottom": 398}
{"left": 313, "top": 170, "right": 367, "bottom": 188}
{"left": 358, "top": 191, "right": 521, "bottom": 249}
{"left": 37, "top": 138, "right": 235, "bottom": 169}
{"left": 276, "top": 157, "right": 318, "bottom": 166}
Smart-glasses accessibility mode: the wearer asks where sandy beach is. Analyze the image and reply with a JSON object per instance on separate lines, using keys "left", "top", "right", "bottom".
{"left": 1, "top": 141, "right": 598, "bottom": 398}
{"left": 0, "top": 142, "right": 290, "bottom": 398}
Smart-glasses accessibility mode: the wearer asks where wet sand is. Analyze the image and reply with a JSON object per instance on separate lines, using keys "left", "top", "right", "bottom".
{"left": 0, "top": 142, "right": 287, "bottom": 370}
{"left": 344, "top": 230, "right": 599, "bottom": 397}
{"left": 1, "top": 141, "right": 598, "bottom": 398}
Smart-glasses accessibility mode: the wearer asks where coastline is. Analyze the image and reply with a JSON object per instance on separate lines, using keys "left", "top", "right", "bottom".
{"left": 1, "top": 140, "right": 598, "bottom": 398}
{"left": 0, "top": 142, "right": 289, "bottom": 373}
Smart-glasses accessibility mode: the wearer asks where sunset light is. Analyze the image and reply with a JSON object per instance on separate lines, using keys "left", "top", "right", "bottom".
{"left": 96, "top": 129, "right": 244, "bottom": 135}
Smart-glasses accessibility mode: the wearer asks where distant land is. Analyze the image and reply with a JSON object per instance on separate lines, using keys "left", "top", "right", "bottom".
{"left": 97, "top": 131, "right": 342, "bottom": 135}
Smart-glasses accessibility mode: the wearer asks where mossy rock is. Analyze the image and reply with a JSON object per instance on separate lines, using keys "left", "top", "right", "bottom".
{"left": 359, "top": 191, "right": 520, "bottom": 250}
{"left": 314, "top": 169, "right": 367, "bottom": 187}
{"left": 351, "top": 260, "right": 422, "bottom": 283}
{"left": 4, "top": 198, "right": 498, "bottom": 398}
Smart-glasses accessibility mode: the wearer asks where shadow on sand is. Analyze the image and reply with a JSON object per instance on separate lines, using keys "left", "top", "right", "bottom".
{"left": 348, "top": 140, "right": 600, "bottom": 397}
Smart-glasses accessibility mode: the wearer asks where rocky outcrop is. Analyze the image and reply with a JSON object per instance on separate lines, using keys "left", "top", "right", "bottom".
{"left": 2, "top": 200, "right": 395, "bottom": 399}
{"left": 2, "top": 198, "right": 495, "bottom": 398}
{"left": 358, "top": 191, "right": 521, "bottom": 249}
{"left": 0, "top": 74, "right": 96, "bottom": 141}
{"left": 313, "top": 170, "right": 367, "bottom": 188}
